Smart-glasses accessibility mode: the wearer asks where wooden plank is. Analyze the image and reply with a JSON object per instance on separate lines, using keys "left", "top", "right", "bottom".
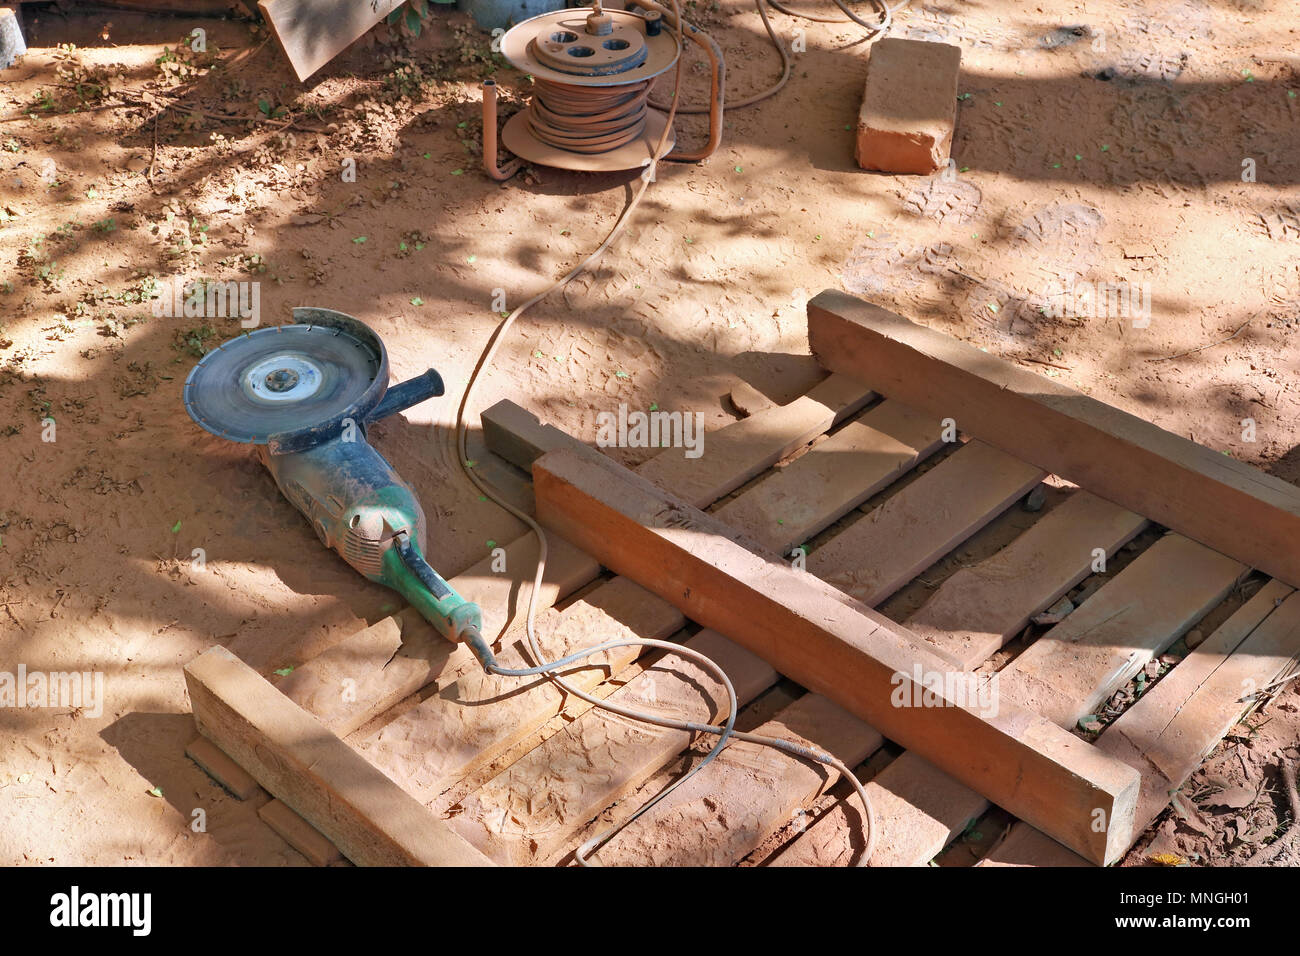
{"left": 359, "top": 576, "right": 684, "bottom": 806}
{"left": 905, "top": 490, "right": 1147, "bottom": 670}
{"left": 714, "top": 400, "right": 944, "bottom": 553}
{"left": 775, "top": 527, "right": 1238, "bottom": 868}
{"left": 184, "top": 646, "right": 491, "bottom": 867}
{"left": 531, "top": 444, "right": 1142, "bottom": 865}
{"left": 449, "top": 629, "right": 779, "bottom": 865}
{"left": 637, "top": 373, "right": 875, "bottom": 506}
{"left": 979, "top": 823, "right": 1093, "bottom": 867}
{"left": 258, "top": 799, "right": 342, "bottom": 867}
{"left": 481, "top": 372, "right": 874, "bottom": 508}
{"left": 1004, "top": 534, "right": 1247, "bottom": 726}
{"left": 258, "top": 0, "right": 403, "bottom": 82}
{"left": 807, "top": 289, "right": 1300, "bottom": 589}
{"left": 812, "top": 440, "right": 1045, "bottom": 606}
{"left": 595, "top": 693, "right": 881, "bottom": 866}
{"left": 1098, "top": 581, "right": 1300, "bottom": 838}
{"left": 185, "top": 736, "right": 261, "bottom": 800}
{"left": 280, "top": 535, "right": 599, "bottom": 736}
{"left": 772, "top": 749, "right": 982, "bottom": 867}
{"left": 982, "top": 580, "right": 1299, "bottom": 866}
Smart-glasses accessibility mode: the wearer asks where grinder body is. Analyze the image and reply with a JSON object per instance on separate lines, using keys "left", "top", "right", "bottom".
{"left": 259, "top": 434, "right": 482, "bottom": 642}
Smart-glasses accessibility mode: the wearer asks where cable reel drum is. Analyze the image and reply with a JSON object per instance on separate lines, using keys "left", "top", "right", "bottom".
{"left": 483, "top": 2, "right": 722, "bottom": 174}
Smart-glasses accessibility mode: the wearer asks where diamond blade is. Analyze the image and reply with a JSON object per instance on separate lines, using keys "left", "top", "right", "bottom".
{"left": 183, "top": 323, "right": 382, "bottom": 444}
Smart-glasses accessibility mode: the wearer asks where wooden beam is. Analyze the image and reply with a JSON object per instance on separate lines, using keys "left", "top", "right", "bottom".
{"left": 807, "top": 290, "right": 1300, "bottom": 589}
{"left": 185, "top": 646, "right": 492, "bottom": 866}
{"left": 530, "top": 444, "right": 1142, "bottom": 865}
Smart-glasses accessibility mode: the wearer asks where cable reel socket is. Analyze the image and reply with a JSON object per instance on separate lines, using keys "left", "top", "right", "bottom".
{"left": 482, "top": 3, "right": 724, "bottom": 174}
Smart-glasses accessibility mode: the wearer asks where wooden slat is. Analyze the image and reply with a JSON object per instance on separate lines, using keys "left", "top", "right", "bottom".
{"left": 807, "top": 289, "right": 1300, "bottom": 589}
{"left": 1099, "top": 581, "right": 1300, "bottom": 830}
{"left": 776, "top": 528, "right": 1239, "bottom": 867}
{"left": 982, "top": 580, "right": 1299, "bottom": 865}
{"left": 771, "top": 749, "right": 979, "bottom": 868}
{"left": 359, "top": 576, "right": 684, "bottom": 805}
{"left": 531, "top": 444, "right": 1142, "bottom": 865}
{"left": 636, "top": 374, "right": 875, "bottom": 506}
{"left": 258, "top": 799, "right": 343, "bottom": 867}
{"left": 714, "top": 400, "right": 944, "bottom": 553}
{"left": 449, "top": 629, "right": 779, "bottom": 865}
{"left": 279, "top": 535, "right": 599, "bottom": 736}
{"left": 481, "top": 372, "right": 875, "bottom": 507}
{"left": 594, "top": 693, "right": 881, "bottom": 866}
{"left": 1004, "top": 534, "right": 1247, "bottom": 725}
{"left": 905, "top": 491, "right": 1148, "bottom": 670}
{"left": 287, "top": 377, "right": 870, "bottom": 736}
{"left": 978, "top": 823, "right": 1093, "bottom": 867}
{"left": 184, "top": 646, "right": 491, "bottom": 867}
{"left": 258, "top": 0, "right": 403, "bottom": 82}
{"left": 813, "top": 440, "right": 1045, "bottom": 606}
{"left": 185, "top": 736, "right": 261, "bottom": 800}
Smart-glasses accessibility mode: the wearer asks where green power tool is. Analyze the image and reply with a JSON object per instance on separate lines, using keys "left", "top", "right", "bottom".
{"left": 183, "top": 308, "right": 485, "bottom": 650}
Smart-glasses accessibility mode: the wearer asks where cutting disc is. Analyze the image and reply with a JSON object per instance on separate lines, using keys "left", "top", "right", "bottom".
{"left": 183, "top": 321, "right": 383, "bottom": 444}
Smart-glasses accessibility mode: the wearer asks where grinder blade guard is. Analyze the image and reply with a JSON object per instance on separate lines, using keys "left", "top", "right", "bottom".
{"left": 183, "top": 308, "right": 483, "bottom": 644}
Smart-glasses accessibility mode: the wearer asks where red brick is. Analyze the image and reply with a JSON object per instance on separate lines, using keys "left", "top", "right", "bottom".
{"left": 855, "top": 38, "right": 962, "bottom": 175}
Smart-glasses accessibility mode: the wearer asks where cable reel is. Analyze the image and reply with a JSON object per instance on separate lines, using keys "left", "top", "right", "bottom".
{"left": 482, "top": 2, "right": 723, "bottom": 175}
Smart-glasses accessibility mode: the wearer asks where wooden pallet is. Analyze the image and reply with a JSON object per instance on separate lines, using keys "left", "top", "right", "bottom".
{"left": 184, "top": 290, "right": 1300, "bottom": 867}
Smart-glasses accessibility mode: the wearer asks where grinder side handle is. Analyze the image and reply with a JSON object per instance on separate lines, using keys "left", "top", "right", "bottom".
{"left": 369, "top": 368, "right": 445, "bottom": 423}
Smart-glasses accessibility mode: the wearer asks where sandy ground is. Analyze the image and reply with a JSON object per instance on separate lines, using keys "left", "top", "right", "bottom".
{"left": 0, "top": 0, "right": 1297, "bottom": 865}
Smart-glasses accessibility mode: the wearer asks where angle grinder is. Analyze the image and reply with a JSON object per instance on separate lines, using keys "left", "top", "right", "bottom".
{"left": 183, "top": 308, "right": 486, "bottom": 652}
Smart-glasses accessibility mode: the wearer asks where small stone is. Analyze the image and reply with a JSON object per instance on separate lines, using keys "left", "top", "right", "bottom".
{"left": 1022, "top": 484, "right": 1047, "bottom": 512}
{"left": 1032, "top": 596, "right": 1075, "bottom": 626}
{"left": 1185, "top": 629, "right": 1205, "bottom": 649}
